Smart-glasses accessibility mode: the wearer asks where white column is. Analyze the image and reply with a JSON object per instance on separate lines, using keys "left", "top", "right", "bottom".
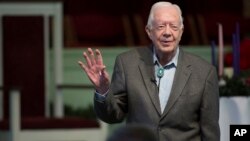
{"left": 53, "top": 3, "right": 64, "bottom": 118}
{"left": 9, "top": 89, "right": 21, "bottom": 141}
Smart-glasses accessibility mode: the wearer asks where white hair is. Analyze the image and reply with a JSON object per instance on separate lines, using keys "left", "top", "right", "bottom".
{"left": 146, "top": 1, "right": 184, "bottom": 29}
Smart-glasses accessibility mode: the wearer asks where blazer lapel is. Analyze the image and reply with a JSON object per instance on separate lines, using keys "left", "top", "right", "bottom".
{"left": 138, "top": 46, "right": 161, "bottom": 115}
{"left": 161, "top": 49, "right": 192, "bottom": 119}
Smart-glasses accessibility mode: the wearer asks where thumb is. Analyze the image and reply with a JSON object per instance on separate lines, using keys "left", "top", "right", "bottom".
{"left": 100, "top": 66, "right": 110, "bottom": 81}
{"left": 100, "top": 65, "right": 107, "bottom": 76}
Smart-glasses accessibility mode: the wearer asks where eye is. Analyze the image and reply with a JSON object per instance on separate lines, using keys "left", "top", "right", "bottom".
{"left": 170, "top": 24, "right": 180, "bottom": 31}
{"left": 156, "top": 25, "right": 165, "bottom": 30}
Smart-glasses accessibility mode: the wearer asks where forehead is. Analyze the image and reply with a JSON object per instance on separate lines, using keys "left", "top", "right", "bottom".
{"left": 153, "top": 6, "right": 180, "bottom": 23}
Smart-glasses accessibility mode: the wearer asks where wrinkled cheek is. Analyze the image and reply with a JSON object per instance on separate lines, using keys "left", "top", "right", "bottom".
{"left": 175, "top": 35, "right": 182, "bottom": 43}
{"left": 178, "top": 32, "right": 183, "bottom": 40}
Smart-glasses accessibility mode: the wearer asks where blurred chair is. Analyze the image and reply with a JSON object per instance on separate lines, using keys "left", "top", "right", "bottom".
{"left": 184, "top": 14, "right": 201, "bottom": 45}
{"left": 133, "top": 14, "right": 150, "bottom": 46}
{"left": 63, "top": 0, "right": 134, "bottom": 47}
{"left": 64, "top": 13, "right": 135, "bottom": 47}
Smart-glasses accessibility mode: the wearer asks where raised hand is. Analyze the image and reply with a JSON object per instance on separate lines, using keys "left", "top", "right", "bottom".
{"left": 78, "top": 48, "right": 110, "bottom": 94}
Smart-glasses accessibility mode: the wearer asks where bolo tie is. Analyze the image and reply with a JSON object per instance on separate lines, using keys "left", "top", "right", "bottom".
{"left": 157, "top": 67, "right": 164, "bottom": 78}
{"left": 157, "top": 67, "right": 164, "bottom": 91}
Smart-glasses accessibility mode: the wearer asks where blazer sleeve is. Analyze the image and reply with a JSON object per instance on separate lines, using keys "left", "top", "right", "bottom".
{"left": 200, "top": 66, "right": 220, "bottom": 141}
{"left": 94, "top": 55, "right": 128, "bottom": 124}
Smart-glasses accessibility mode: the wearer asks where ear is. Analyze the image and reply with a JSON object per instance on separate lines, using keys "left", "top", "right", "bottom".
{"left": 145, "top": 26, "right": 152, "bottom": 40}
{"left": 180, "top": 25, "right": 184, "bottom": 37}
{"left": 178, "top": 25, "right": 184, "bottom": 42}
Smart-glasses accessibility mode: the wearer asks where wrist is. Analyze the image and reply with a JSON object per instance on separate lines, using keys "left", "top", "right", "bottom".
{"left": 96, "top": 86, "right": 109, "bottom": 95}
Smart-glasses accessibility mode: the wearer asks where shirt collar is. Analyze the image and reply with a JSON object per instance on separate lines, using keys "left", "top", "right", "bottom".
{"left": 153, "top": 47, "right": 179, "bottom": 68}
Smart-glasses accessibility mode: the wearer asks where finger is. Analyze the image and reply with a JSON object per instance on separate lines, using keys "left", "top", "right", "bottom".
{"left": 83, "top": 51, "right": 92, "bottom": 68}
{"left": 88, "top": 48, "right": 96, "bottom": 66}
{"left": 95, "top": 49, "right": 104, "bottom": 66}
{"left": 78, "top": 61, "right": 88, "bottom": 72}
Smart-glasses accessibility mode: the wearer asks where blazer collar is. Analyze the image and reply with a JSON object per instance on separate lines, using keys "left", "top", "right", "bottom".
{"left": 161, "top": 48, "right": 192, "bottom": 119}
{"left": 138, "top": 45, "right": 162, "bottom": 115}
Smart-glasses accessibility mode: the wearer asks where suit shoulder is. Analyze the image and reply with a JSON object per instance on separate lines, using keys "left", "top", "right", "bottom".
{"left": 181, "top": 50, "right": 217, "bottom": 77}
{"left": 183, "top": 50, "right": 213, "bottom": 68}
{"left": 117, "top": 47, "right": 149, "bottom": 59}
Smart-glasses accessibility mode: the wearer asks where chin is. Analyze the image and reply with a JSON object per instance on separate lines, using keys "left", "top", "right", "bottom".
{"left": 158, "top": 48, "right": 173, "bottom": 55}
{"left": 162, "top": 45, "right": 175, "bottom": 51}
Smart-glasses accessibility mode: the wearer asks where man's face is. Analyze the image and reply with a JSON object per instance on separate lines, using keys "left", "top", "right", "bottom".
{"left": 146, "top": 6, "right": 183, "bottom": 56}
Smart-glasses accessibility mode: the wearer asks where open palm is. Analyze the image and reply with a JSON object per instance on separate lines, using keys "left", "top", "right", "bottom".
{"left": 78, "top": 48, "right": 110, "bottom": 94}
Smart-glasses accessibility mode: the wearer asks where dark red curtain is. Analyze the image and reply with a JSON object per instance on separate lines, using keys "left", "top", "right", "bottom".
{"left": 3, "top": 16, "right": 45, "bottom": 118}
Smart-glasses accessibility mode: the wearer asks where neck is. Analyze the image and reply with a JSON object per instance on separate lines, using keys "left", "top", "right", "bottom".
{"left": 157, "top": 50, "right": 176, "bottom": 66}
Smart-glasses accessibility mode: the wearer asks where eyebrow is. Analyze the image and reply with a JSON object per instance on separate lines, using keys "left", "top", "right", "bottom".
{"left": 154, "top": 22, "right": 180, "bottom": 26}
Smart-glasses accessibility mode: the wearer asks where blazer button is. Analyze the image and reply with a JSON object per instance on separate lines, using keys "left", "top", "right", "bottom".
{"left": 157, "top": 127, "right": 162, "bottom": 131}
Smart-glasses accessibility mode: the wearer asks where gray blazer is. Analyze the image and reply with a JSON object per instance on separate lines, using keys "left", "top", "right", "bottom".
{"left": 94, "top": 46, "right": 220, "bottom": 141}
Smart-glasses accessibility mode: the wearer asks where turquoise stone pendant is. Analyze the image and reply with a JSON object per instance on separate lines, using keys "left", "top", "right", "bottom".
{"left": 157, "top": 67, "right": 164, "bottom": 78}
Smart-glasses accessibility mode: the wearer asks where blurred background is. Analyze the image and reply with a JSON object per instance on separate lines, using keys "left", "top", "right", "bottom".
{"left": 62, "top": 0, "right": 250, "bottom": 47}
{"left": 0, "top": 0, "right": 250, "bottom": 141}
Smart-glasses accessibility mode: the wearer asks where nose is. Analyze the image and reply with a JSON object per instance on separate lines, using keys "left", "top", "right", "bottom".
{"left": 162, "top": 24, "right": 171, "bottom": 37}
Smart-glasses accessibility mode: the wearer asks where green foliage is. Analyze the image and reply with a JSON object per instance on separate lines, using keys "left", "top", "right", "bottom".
{"left": 219, "top": 70, "right": 250, "bottom": 97}
{"left": 64, "top": 104, "right": 97, "bottom": 119}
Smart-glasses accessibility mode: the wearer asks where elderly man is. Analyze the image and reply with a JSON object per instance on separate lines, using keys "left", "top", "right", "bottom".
{"left": 78, "top": 1, "right": 220, "bottom": 141}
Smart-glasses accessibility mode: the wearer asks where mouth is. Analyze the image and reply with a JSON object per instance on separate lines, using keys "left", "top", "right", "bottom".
{"left": 161, "top": 40, "right": 173, "bottom": 46}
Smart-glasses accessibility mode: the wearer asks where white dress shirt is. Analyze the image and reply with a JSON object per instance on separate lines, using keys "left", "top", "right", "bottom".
{"left": 153, "top": 47, "right": 179, "bottom": 113}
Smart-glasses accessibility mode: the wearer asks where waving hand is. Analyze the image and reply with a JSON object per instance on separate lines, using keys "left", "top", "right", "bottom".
{"left": 78, "top": 48, "right": 110, "bottom": 94}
